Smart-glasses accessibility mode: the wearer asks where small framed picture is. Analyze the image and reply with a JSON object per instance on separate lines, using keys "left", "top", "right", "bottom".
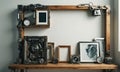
{"left": 36, "top": 10, "right": 50, "bottom": 27}
{"left": 47, "top": 42, "right": 54, "bottom": 62}
{"left": 78, "top": 41, "right": 100, "bottom": 63}
{"left": 57, "top": 45, "right": 71, "bottom": 63}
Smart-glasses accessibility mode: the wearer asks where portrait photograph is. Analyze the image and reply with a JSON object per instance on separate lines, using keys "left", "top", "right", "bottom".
{"left": 78, "top": 42, "right": 100, "bottom": 63}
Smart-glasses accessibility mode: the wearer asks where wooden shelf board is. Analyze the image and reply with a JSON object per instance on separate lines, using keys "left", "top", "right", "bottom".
{"left": 8, "top": 63, "right": 118, "bottom": 70}
{"left": 47, "top": 5, "right": 106, "bottom": 10}
{"left": 18, "top": 25, "right": 50, "bottom": 28}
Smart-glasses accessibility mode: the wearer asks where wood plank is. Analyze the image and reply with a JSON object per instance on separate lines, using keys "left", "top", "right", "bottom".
{"left": 48, "top": 5, "right": 88, "bottom": 10}
{"left": 47, "top": 5, "right": 106, "bottom": 10}
{"left": 8, "top": 63, "right": 118, "bottom": 70}
{"left": 18, "top": 27, "right": 24, "bottom": 40}
{"left": 105, "top": 6, "right": 110, "bottom": 56}
{"left": 22, "top": 25, "right": 50, "bottom": 28}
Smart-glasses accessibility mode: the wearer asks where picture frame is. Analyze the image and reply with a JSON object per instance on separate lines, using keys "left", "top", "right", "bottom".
{"left": 57, "top": 45, "right": 71, "bottom": 63}
{"left": 93, "top": 38, "right": 105, "bottom": 62}
{"left": 47, "top": 42, "right": 54, "bottom": 62}
{"left": 78, "top": 41, "right": 100, "bottom": 63}
{"left": 36, "top": 10, "right": 50, "bottom": 27}
{"left": 23, "top": 36, "right": 48, "bottom": 64}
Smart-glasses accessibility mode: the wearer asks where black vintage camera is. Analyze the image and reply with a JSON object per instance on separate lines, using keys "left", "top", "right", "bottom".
{"left": 70, "top": 55, "right": 80, "bottom": 64}
{"left": 23, "top": 36, "right": 48, "bottom": 64}
{"left": 104, "top": 57, "right": 113, "bottom": 64}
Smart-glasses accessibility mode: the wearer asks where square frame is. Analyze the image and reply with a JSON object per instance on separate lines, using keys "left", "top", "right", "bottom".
{"left": 57, "top": 45, "right": 71, "bottom": 63}
{"left": 78, "top": 41, "right": 100, "bottom": 63}
{"left": 47, "top": 42, "right": 54, "bottom": 62}
{"left": 36, "top": 10, "right": 50, "bottom": 27}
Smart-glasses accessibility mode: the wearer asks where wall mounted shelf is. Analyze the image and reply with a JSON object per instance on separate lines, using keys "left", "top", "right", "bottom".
{"left": 9, "top": 5, "right": 118, "bottom": 72}
{"left": 9, "top": 63, "right": 117, "bottom": 70}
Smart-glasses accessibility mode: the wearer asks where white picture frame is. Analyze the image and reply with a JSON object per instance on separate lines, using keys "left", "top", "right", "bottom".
{"left": 36, "top": 10, "right": 49, "bottom": 26}
{"left": 78, "top": 42, "right": 100, "bottom": 63}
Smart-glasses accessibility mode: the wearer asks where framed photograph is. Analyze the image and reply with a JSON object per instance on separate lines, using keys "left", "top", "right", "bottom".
{"left": 93, "top": 38, "right": 105, "bottom": 62}
{"left": 78, "top": 42, "right": 100, "bottom": 63}
{"left": 47, "top": 42, "right": 54, "bottom": 62}
{"left": 36, "top": 10, "right": 50, "bottom": 27}
{"left": 57, "top": 45, "right": 71, "bottom": 63}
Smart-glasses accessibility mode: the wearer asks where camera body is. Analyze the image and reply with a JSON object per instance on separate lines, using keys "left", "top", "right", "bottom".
{"left": 92, "top": 9, "right": 101, "bottom": 16}
{"left": 104, "top": 57, "right": 113, "bottom": 64}
{"left": 70, "top": 55, "right": 80, "bottom": 64}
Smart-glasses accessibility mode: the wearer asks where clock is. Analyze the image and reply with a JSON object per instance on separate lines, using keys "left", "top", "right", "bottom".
{"left": 23, "top": 18, "right": 30, "bottom": 26}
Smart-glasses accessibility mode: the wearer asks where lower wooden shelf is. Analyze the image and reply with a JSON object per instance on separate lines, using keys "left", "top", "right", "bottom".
{"left": 8, "top": 63, "right": 118, "bottom": 70}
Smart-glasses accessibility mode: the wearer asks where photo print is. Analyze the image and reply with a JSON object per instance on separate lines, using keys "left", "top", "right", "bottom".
{"left": 78, "top": 42, "right": 100, "bottom": 62}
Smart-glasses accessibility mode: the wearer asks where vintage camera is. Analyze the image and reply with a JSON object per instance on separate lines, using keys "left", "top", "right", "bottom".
{"left": 23, "top": 36, "right": 48, "bottom": 64}
{"left": 92, "top": 9, "right": 101, "bottom": 16}
{"left": 104, "top": 57, "right": 113, "bottom": 64}
{"left": 70, "top": 55, "right": 80, "bottom": 64}
{"left": 97, "top": 57, "right": 103, "bottom": 64}
{"left": 52, "top": 58, "right": 58, "bottom": 64}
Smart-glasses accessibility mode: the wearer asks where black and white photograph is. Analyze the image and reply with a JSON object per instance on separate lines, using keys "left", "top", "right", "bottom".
{"left": 78, "top": 42, "right": 100, "bottom": 62}
{"left": 36, "top": 10, "right": 49, "bottom": 25}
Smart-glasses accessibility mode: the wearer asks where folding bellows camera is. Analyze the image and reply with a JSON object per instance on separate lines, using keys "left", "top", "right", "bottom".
{"left": 22, "top": 36, "right": 48, "bottom": 64}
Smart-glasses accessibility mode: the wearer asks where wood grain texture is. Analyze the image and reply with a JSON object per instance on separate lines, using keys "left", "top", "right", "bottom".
{"left": 8, "top": 63, "right": 118, "bottom": 70}
{"left": 47, "top": 5, "right": 106, "bottom": 10}
{"left": 22, "top": 25, "right": 50, "bottom": 28}
{"left": 20, "top": 27, "right": 24, "bottom": 40}
{"left": 105, "top": 6, "right": 110, "bottom": 56}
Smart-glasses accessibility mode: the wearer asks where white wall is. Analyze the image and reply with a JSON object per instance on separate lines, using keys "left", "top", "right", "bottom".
{"left": 0, "top": 0, "right": 114, "bottom": 72}
{"left": 25, "top": 10, "right": 104, "bottom": 55}
{"left": 114, "top": 0, "right": 120, "bottom": 72}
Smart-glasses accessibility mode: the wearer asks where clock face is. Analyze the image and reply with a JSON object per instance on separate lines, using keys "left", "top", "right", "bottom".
{"left": 24, "top": 19, "right": 30, "bottom": 26}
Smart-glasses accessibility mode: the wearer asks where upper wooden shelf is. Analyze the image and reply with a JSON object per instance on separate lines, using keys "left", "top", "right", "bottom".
{"left": 47, "top": 5, "right": 107, "bottom": 10}
{"left": 8, "top": 63, "right": 118, "bottom": 70}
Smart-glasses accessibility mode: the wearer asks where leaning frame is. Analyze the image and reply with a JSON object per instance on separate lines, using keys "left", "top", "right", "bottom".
{"left": 57, "top": 45, "right": 71, "bottom": 63}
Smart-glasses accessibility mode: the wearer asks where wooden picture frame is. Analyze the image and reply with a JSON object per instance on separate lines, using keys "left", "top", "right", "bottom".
{"left": 36, "top": 10, "right": 50, "bottom": 27}
{"left": 57, "top": 45, "right": 71, "bottom": 63}
{"left": 78, "top": 41, "right": 100, "bottom": 63}
{"left": 47, "top": 42, "right": 54, "bottom": 62}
